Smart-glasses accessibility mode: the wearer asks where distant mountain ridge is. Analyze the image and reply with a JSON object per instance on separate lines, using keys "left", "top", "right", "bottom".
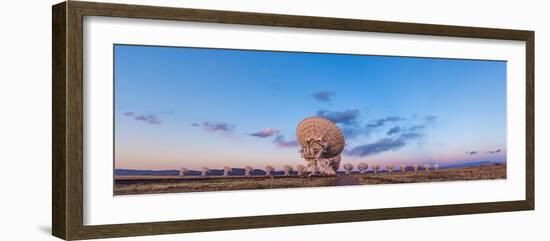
{"left": 441, "top": 160, "right": 505, "bottom": 169}
{"left": 116, "top": 160, "right": 505, "bottom": 176}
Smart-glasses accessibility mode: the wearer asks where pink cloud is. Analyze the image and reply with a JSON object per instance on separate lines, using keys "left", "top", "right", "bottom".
{"left": 249, "top": 128, "right": 279, "bottom": 138}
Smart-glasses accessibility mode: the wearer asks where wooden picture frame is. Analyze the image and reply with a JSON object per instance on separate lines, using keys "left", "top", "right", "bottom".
{"left": 52, "top": 1, "right": 534, "bottom": 240}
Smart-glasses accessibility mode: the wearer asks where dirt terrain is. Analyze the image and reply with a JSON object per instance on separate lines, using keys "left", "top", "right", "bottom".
{"left": 114, "top": 164, "right": 505, "bottom": 195}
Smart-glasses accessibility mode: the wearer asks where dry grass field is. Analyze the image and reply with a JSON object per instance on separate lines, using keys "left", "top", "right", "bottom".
{"left": 352, "top": 164, "right": 506, "bottom": 185}
{"left": 114, "top": 164, "right": 505, "bottom": 195}
{"left": 115, "top": 176, "right": 338, "bottom": 195}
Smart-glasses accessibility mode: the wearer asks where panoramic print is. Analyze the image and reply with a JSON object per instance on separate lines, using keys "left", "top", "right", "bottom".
{"left": 113, "top": 44, "right": 506, "bottom": 195}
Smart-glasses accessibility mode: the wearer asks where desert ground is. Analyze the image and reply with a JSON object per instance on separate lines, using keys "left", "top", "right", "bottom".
{"left": 114, "top": 164, "right": 506, "bottom": 195}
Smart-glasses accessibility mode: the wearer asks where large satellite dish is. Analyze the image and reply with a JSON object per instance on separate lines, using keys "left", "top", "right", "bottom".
{"left": 296, "top": 117, "right": 345, "bottom": 159}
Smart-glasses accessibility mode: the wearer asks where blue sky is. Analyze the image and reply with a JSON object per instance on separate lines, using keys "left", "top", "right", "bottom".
{"left": 114, "top": 44, "right": 506, "bottom": 170}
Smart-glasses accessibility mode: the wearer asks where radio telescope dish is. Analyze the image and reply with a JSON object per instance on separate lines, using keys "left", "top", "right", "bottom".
{"left": 296, "top": 117, "right": 345, "bottom": 159}
{"left": 296, "top": 117, "right": 345, "bottom": 176}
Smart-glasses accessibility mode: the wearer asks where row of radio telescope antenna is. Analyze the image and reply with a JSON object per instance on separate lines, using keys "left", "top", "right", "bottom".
{"left": 178, "top": 163, "right": 440, "bottom": 176}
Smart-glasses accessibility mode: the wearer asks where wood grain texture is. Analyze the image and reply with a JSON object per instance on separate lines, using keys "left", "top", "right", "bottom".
{"left": 72, "top": 1, "right": 533, "bottom": 40}
{"left": 51, "top": 1, "right": 535, "bottom": 240}
{"left": 525, "top": 32, "right": 535, "bottom": 209}
{"left": 52, "top": 2, "right": 67, "bottom": 239}
{"left": 73, "top": 201, "right": 531, "bottom": 240}
{"left": 66, "top": 2, "right": 85, "bottom": 240}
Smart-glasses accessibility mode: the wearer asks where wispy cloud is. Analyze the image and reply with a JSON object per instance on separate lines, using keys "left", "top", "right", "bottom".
{"left": 316, "top": 109, "right": 360, "bottom": 126}
{"left": 273, "top": 135, "right": 299, "bottom": 148}
{"left": 488, "top": 149, "right": 502, "bottom": 154}
{"left": 312, "top": 91, "right": 336, "bottom": 102}
{"left": 201, "top": 122, "right": 235, "bottom": 133}
{"left": 346, "top": 138, "right": 406, "bottom": 157}
{"left": 400, "top": 132, "right": 423, "bottom": 140}
{"left": 191, "top": 123, "right": 200, "bottom": 127}
{"left": 366, "top": 116, "right": 403, "bottom": 128}
{"left": 345, "top": 114, "right": 436, "bottom": 157}
{"left": 249, "top": 128, "right": 279, "bottom": 138}
{"left": 135, "top": 114, "right": 162, "bottom": 125}
{"left": 341, "top": 127, "right": 362, "bottom": 139}
{"left": 123, "top": 112, "right": 162, "bottom": 125}
{"left": 408, "top": 124, "right": 426, "bottom": 132}
{"left": 386, "top": 126, "right": 401, "bottom": 136}
{"left": 346, "top": 131, "right": 423, "bottom": 157}
{"left": 425, "top": 115, "right": 438, "bottom": 122}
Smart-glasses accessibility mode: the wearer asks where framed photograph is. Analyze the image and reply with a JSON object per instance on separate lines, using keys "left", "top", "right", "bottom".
{"left": 52, "top": 1, "right": 534, "bottom": 240}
